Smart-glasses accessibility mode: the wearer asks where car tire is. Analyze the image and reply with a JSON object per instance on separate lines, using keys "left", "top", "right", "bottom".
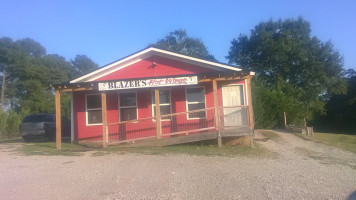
{"left": 48, "top": 129, "right": 56, "bottom": 141}
{"left": 22, "top": 136, "right": 30, "bottom": 142}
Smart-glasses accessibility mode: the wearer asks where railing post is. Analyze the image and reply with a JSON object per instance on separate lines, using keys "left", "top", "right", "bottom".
{"left": 154, "top": 89, "right": 162, "bottom": 139}
{"left": 212, "top": 79, "right": 220, "bottom": 130}
{"left": 212, "top": 79, "right": 222, "bottom": 147}
{"left": 55, "top": 89, "right": 61, "bottom": 150}
{"left": 246, "top": 76, "right": 254, "bottom": 130}
{"left": 101, "top": 92, "right": 108, "bottom": 147}
{"left": 70, "top": 92, "right": 74, "bottom": 143}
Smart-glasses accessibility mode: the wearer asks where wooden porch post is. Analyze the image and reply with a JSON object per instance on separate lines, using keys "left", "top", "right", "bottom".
{"left": 154, "top": 89, "right": 162, "bottom": 139}
{"left": 246, "top": 76, "right": 255, "bottom": 130}
{"left": 70, "top": 92, "right": 74, "bottom": 143}
{"left": 55, "top": 89, "right": 61, "bottom": 150}
{"left": 212, "top": 79, "right": 222, "bottom": 147}
{"left": 212, "top": 79, "right": 220, "bottom": 130}
{"left": 101, "top": 92, "right": 108, "bottom": 147}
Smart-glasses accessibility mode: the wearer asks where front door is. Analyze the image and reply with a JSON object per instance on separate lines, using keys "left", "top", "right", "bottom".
{"left": 222, "top": 85, "right": 247, "bottom": 127}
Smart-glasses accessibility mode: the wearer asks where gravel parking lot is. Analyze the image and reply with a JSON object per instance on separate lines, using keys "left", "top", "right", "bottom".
{"left": 0, "top": 131, "right": 355, "bottom": 200}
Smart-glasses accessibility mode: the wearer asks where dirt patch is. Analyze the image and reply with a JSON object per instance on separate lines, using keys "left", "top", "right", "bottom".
{"left": 0, "top": 131, "right": 355, "bottom": 200}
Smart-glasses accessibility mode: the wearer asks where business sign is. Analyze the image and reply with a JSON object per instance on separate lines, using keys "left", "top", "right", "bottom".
{"left": 98, "top": 76, "right": 198, "bottom": 91}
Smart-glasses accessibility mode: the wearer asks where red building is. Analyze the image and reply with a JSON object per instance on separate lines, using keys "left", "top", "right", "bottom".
{"left": 54, "top": 47, "right": 255, "bottom": 149}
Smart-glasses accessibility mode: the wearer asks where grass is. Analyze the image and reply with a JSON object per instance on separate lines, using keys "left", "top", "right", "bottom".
{"left": 257, "top": 130, "right": 281, "bottom": 142}
{"left": 96, "top": 142, "right": 271, "bottom": 157}
{"left": 15, "top": 141, "right": 93, "bottom": 156}
{"left": 0, "top": 137, "right": 23, "bottom": 144}
{"left": 296, "top": 132, "right": 356, "bottom": 154}
{"left": 0, "top": 139, "right": 271, "bottom": 157}
{"left": 0, "top": 136, "right": 274, "bottom": 157}
{"left": 295, "top": 146, "right": 356, "bottom": 170}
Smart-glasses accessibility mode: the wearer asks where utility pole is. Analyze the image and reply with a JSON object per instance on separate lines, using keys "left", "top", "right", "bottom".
{"left": 0, "top": 68, "right": 5, "bottom": 109}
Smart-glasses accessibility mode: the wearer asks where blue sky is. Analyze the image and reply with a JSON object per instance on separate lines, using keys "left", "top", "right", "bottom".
{"left": 1, "top": 0, "right": 355, "bottom": 70}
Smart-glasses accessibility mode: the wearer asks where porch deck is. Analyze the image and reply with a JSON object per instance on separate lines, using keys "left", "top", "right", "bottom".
{"left": 79, "top": 127, "right": 253, "bottom": 147}
{"left": 79, "top": 105, "right": 253, "bottom": 147}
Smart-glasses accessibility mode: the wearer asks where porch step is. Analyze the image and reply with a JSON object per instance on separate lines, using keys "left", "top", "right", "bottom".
{"left": 220, "top": 128, "right": 253, "bottom": 137}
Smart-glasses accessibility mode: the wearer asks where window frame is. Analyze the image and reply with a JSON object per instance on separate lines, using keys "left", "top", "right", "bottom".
{"left": 85, "top": 93, "right": 102, "bottom": 126}
{"left": 118, "top": 91, "right": 138, "bottom": 122}
{"left": 151, "top": 89, "right": 172, "bottom": 121}
{"left": 185, "top": 86, "right": 207, "bottom": 120}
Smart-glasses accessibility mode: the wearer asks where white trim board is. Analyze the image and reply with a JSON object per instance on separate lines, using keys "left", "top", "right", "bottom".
{"left": 70, "top": 47, "right": 243, "bottom": 84}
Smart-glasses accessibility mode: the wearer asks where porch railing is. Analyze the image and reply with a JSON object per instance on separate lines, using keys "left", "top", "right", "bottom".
{"left": 104, "top": 105, "right": 251, "bottom": 145}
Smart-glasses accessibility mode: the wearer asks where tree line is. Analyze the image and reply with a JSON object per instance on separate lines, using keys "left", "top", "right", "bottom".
{"left": 0, "top": 38, "right": 98, "bottom": 137}
{"left": 151, "top": 18, "right": 354, "bottom": 133}
{"left": 0, "top": 17, "right": 355, "bottom": 138}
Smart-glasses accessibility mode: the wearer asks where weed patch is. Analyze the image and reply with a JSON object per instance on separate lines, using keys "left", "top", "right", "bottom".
{"left": 295, "top": 147, "right": 356, "bottom": 170}
{"left": 97, "top": 142, "right": 272, "bottom": 157}
{"left": 15, "top": 142, "right": 92, "bottom": 156}
{"left": 296, "top": 132, "right": 356, "bottom": 154}
{"left": 256, "top": 130, "right": 281, "bottom": 142}
{"left": 1, "top": 138, "right": 273, "bottom": 158}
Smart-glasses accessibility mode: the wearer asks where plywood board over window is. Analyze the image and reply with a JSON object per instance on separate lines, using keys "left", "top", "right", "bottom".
{"left": 86, "top": 94, "right": 102, "bottom": 125}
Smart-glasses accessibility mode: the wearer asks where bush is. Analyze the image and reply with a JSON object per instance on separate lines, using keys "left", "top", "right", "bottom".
{"left": 252, "top": 77, "right": 306, "bottom": 129}
{"left": 0, "top": 109, "right": 22, "bottom": 139}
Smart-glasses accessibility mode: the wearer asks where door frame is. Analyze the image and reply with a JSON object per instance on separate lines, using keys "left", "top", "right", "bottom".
{"left": 221, "top": 83, "right": 247, "bottom": 127}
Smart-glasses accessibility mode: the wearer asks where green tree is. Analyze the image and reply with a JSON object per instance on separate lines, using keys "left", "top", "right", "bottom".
{"left": 0, "top": 37, "right": 98, "bottom": 137}
{"left": 227, "top": 18, "right": 346, "bottom": 126}
{"left": 0, "top": 37, "right": 97, "bottom": 116}
{"left": 150, "top": 29, "right": 217, "bottom": 61}
{"left": 314, "top": 69, "right": 356, "bottom": 132}
{"left": 16, "top": 38, "right": 46, "bottom": 57}
{"left": 71, "top": 54, "right": 99, "bottom": 77}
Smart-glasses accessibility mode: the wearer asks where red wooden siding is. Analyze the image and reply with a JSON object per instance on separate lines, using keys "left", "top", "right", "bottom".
{"left": 73, "top": 91, "right": 118, "bottom": 141}
{"left": 95, "top": 56, "right": 215, "bottom": 81}
{"left": 73, "top": 80, "right": 246, "bottom": 141}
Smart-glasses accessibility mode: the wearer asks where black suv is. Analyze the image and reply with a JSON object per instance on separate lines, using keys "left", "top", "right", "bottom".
{"left": 19, "top": 114, "right": 70, "bottom": 141}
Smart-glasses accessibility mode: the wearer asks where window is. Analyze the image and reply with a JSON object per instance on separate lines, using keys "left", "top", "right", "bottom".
{"left": 22, "top": 114, "right": 55, "bottom": 123}
{"left": 186, "top": 87, "right": 206, "bottom": 119}
{"left": 119, "top": 92, "right": 137, "bottom": 121}
{"left": 152, "top": 90, "right": 171, "bottom": 120}
{"left": 86, "top": 94, "right": 102, "bottom": 125}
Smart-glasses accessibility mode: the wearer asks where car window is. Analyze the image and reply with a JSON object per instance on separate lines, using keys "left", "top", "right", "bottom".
{"left": 22, "top": 114, "right": 55, "bottom": 123}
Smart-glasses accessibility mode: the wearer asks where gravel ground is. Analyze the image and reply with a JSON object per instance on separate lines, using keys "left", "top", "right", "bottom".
{"left": 0, "top": 131, "right": 355, "bottom": 200}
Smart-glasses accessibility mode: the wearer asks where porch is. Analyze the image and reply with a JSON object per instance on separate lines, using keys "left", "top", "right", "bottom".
{"left": 80, "top": 105, "right": 253, "bottom": 147}
{"left": 54, "top": 73, "right": 255, "bottom": 149}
